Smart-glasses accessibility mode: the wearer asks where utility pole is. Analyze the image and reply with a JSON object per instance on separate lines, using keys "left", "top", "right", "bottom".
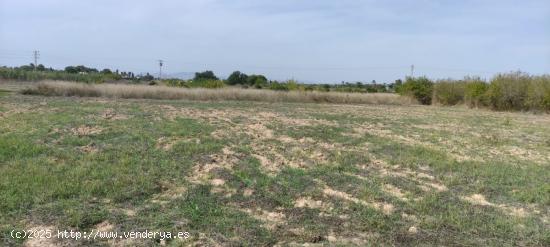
{"left": 158, "top": 60, "right": 164, "bottom": 80}
{"left": 33, "top": 50, "right": 40, "bottom": 70}
{"left": 410, "top": 64, "right": 415, "bottom": 78}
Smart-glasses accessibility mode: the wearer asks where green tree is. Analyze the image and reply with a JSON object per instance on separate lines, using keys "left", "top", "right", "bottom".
{"left": 65, "top": 65, "right": 98, "bottom": 74}
{"left": 194, "top": 71, "right": 218, "bottom": 81}
{"left": 65, "top": 66, "right": 77, "bottom": 73}
{"left": 246, "top": 74, "right": 268, "bottom": 88}
{"left": 36, "top": 64, "right": 46, "bottom": 71}
{"left": 226, "top": 71, "right": 248, "bottom": 85}
{"left": 141, "top": 73, "right": 154, "bottom": 81}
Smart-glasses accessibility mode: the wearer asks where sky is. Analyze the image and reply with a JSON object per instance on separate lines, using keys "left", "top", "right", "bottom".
{"left": 0, "top": 0, "right": 549, "bottom": 83}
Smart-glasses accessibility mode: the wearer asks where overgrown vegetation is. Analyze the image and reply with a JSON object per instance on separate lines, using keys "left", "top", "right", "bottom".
{"left": 0, "top": 65, "right": 153, "bottom": 83}
{"left": 397, "top": 72, "right": 550, "bottom": 112}
{"left": 3, "top": 64, "right": 550, "bottom": 112}
{"left": 396, "top": 77, "right": 434, "bottom": 105}
{"left": 433, "top": 72, "right": 550, "bottom": 111}
{"left": 164, "top": 78, "right": 225, "bottom": 89}
{"left": 464, "top": 78, "right": 488, "bottom": 108}
{"left": 432, "top": 79, "right": 466, "bottom": 105}
{"left": 22, "top": 81, "right": 414, "bottom": 105}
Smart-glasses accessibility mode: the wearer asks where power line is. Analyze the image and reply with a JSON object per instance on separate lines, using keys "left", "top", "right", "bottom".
{"left": 0, "top": 49, "right": 504, "bottom": 76}
{"left": 33, "top": 50, "right": 40, "bottom": 69}
{"left": 158, "top": 59, "right": 164, "bottom": 79}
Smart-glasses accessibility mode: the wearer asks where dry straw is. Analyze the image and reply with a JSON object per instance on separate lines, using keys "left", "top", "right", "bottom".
{"left": 23, "top": 81, "right": 416, "bottom": 105}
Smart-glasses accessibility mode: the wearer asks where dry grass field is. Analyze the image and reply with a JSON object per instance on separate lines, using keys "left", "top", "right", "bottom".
{"left": 23, "top": 81, "right": 415, "bottom": 105}
{"left": 0, "top": 82, "right": 549, "bottom": 246}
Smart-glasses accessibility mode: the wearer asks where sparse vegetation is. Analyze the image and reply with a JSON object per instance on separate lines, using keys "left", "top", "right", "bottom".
{"left": 1, "top": 83, "right": 549, "bottom": 246}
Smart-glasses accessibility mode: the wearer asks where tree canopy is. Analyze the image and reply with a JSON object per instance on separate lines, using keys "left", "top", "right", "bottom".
{"left": 227, "top": 71, "right": 248, "bottom": 85}
{"left": 194, "top": 71, "right": 218, "bottom": 81}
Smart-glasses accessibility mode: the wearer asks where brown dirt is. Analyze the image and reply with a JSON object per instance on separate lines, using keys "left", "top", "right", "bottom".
{"left": 71, "top": 125, "right": 103, "bottom": 136}
{"left": 100, "top": 108, "right": 129, "bottom": 120}
{"left": 22, "top": 225, "right": 58, "bottom": 247}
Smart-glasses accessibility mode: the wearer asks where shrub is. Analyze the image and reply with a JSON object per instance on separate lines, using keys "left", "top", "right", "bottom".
{"left": 267, "top": 80, "right": 305, "bottom": 91}
{"left": 176, "top": 79, "right": 225, "bottom": 89}
{"left": 286, "top": 80, "right": 301, "bottom": 91}
{"left": 525, "top": 75, "right": 550, "bottom": 112}
{"left": 464, "top": 77, "right": 489, "bottom": 108}
{"left": 247, "top": 75, "right": 268, "bottom": 88}
{"left": 194, "top": 80, "right": 225, "bottom": 88}
{"left": 398, "top": 77, "right": 434, "bottom": 105}
{"left": 486, "top": 72, "right": 531, "bottom": 111}
{"left": 269, "top": 81, "right": 289, "bottom": 91}
{"left": 203, "top": 80, "right": 225, "bottom": 89}
{"left": 432, "top": 79, "right": 466, "bottom": 105}
{"left": 163, "top": 79, "right": 186, "bottom": 87}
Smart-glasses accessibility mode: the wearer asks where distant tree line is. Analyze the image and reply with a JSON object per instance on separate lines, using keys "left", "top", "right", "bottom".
{"left": 1, "top": 64, "right": 398, "bottom": 92}
{"left": 165, "top": 70, "right": 396, "bottom": 92}
{"left": 4, "top": 64, "right": 548, "bottom": 111}
{"left": 0, "top": 64, "right": 155, "bottom": 83}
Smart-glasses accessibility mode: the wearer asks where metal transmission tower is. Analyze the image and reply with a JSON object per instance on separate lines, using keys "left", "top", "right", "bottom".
{"left": 158, "top": 60, "right": 164, "bottom": 80}
{"left": 410, "top": 64, "right": 415, "bottom": 78}
{"left": 33, "top": 50, "right": 40, "bottom": 70}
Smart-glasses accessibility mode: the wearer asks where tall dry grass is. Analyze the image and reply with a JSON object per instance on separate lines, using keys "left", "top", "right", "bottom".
{"left": 22, "top": 81, "right": 416, "bottom": 105}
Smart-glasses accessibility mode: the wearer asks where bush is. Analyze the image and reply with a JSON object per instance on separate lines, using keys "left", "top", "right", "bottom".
{"left": 203, "top": 80, "right": 225, "bottom": 89}
{"left": 525, "top": 75, "right": 550, "bottom": 112}
{"left": 409, "top": 72, "right": 549, "bottom": 111}
{"left": 164, "top": 78, "right": 225, "bottom": 89}
{"left": 398, "top": 77, "right": 433, "bottom": 105}
{"left": 485, "top": 72, "right": 531, "bottom": 111}
{"left": 163, "top": 79, "right": 187, "bottom": 87}
{"left": 186, "top": 79, "right": 224, "bottom": 89}
{"left": 464, "top": 78, "right": 488, "bottom": 108}
{"left": 247, "top": 75, "right": 268, "bottom": 88}
{"left": 433, "top": 79, "right": 466, "bottom": 105}
{"left": 285, "top": 80, "right": 301, "bottom": 91}
{"left": 269, "top": 81, "right": 289, "bottom": 91}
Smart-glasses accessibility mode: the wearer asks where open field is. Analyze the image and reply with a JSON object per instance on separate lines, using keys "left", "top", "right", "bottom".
{"left": 0, "top": 83, "right": 549, "bottom": 246}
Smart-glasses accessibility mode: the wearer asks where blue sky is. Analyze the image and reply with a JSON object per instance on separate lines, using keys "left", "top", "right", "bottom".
{"left": 0, "top": 0, "right": 548, "bottom": 82}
